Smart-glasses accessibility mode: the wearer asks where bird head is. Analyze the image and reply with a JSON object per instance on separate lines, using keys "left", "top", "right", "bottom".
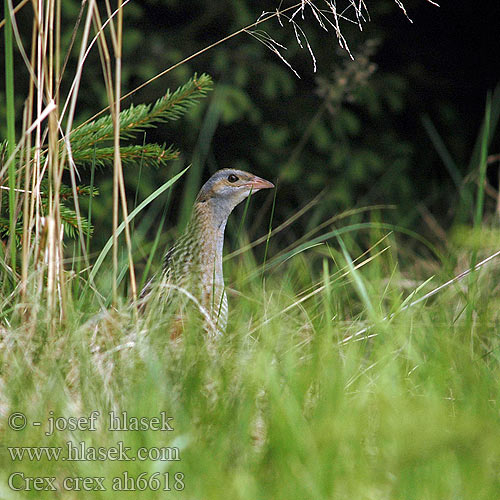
{"left": 195, "top": 169, "right": 274, "bottom": 213}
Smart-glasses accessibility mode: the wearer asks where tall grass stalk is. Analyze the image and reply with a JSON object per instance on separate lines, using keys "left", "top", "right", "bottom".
{"left": 86, "top": 147, "right": 96, "bottom": 255}
{"left": 4, "top": 0, "right": 16, "bottom": 272}
{"left": 106, "top": 0, "right": 138, "bottom": 305}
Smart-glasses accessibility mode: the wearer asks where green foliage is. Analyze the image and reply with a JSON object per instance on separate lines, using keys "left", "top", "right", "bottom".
{"left": 58, "top": 204, "right": 93, "bottom": 239}
{"left": 70, "top": 73, "right": 213, "bottom": 162}
{"left": 0, "top": 181, "right": 95, "bottom": 244}
{"left": 71, "top": 143, "right": 179, "bottom": 169}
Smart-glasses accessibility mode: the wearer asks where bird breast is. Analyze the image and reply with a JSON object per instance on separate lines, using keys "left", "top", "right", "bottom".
{"left": 163, "top": 201, "right": 228, "bottom": 328}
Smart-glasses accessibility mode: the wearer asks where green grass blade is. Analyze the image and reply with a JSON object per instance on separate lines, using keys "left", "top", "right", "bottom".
{"left": 132, "top": 133, "right": 147, "bottom": 235}
{"left": 178, "top": 86, "right": 225, "bottom": 230}
{"left": 337, "top": 234, "right": 376, "bottom": 319}
{"left": 468, "top": 82, "right": 500, "bottom": 172}
{"left": 421, "top": 114, "right": 463, "bottom": 190}
{"left": 262, "top": 181, "right": 277, "bottom": 280}
{"left": 139, "top": 202, "right": 169, "bottom": 291}
{"left": 236, "top": 187, "right": 253, "bottom": 244}
{"left": 253, "top": 222, "right": 442, "bottom": 279}
{"left": 466, "top": 93, "right": 492, "bottom": 325}
{"left": 89, "top": 165, "right": 189, "bottom": 284}
{"left": 473, "top": 93, "right": 491, "bottom": 229}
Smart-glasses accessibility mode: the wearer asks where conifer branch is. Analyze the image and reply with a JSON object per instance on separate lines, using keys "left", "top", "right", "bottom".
{"left": 1, "top": 74, "right": 211, "bottom": 245}
{"left": 70, "top": 73, "right": 213, "bottom": 151}
{"left": 0, "top": 204, "right": 92, "bottom": 245}
{"left": 71, "top": 144, "right": 179, "bottom": 169}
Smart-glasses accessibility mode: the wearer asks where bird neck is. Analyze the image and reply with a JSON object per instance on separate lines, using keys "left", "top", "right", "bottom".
{"left": 188, "top": 200, "right": 232, "bottom": 281}
{"left": 191, "top": 198, "right": 231, "bottom": 235}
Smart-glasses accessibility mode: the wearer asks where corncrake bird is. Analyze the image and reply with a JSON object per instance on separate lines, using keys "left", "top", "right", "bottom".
{"left": 158, "top": 169, "right": 274, "bottom": 337}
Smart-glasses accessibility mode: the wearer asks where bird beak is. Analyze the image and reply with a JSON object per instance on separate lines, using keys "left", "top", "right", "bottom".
{"left": 246, "top": 176, "right": 275, "bottom": 190}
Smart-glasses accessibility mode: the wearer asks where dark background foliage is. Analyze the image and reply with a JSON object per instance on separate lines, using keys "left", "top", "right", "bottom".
{"left": 2, "top": 0, "right": 499, "bottom": 256}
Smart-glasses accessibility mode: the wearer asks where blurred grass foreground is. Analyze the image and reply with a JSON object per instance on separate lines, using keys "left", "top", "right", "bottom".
{"left": 1, "top": 1, "right": 500, "bottom": 499}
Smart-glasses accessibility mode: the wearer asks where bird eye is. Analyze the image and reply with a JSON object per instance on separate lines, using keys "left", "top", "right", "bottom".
{"left": 227, "top": 174, "right": 239, "bottom": 183}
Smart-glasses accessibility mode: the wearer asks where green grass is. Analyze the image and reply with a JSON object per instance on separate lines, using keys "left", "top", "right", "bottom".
{"left": 1, "top": 226, "right": 500, "bottom": 499}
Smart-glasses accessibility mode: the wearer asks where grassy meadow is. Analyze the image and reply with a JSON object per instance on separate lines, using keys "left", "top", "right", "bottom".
{"left": 1, "top": 1, "right": 500, "bottom": 499}
{"left": 2, "top": 218, "right": 500, "bottom": 499}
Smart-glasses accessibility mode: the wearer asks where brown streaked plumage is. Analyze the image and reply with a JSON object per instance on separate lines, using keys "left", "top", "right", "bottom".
{"left": 160, "top": 169, "right": 274, "bottom": 337}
